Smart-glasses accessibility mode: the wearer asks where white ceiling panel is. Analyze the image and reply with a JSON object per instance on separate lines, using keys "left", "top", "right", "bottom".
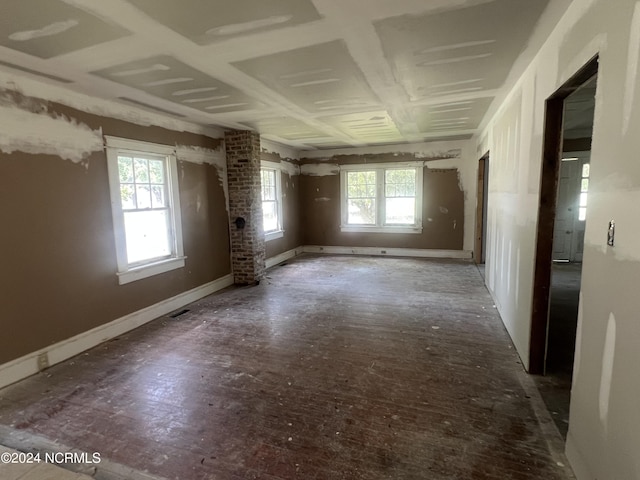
{"left": 92, "top": 56, "right": 263, "bottom": 114}
{"left": 0, "top": 0, "right": 564, "bottom": 150}
{"left": 126, "top": 0, "right": 322, "bottom": 45}
{"left": 0, "top": 0, "right": 130, "bottom": 59}
{"left": 374, "top": 0, "right": 550, "bottom": 102}
{"left": 233, "top": 40, "right": 381, "bottom": 115}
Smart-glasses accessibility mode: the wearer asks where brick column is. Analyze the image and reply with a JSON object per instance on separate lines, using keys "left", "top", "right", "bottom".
{"left": 225, "top": 130, "right": 265, "bottom": 284}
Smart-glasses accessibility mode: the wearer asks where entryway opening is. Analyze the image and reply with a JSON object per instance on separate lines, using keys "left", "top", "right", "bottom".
{"left": 475, "top": 153, "right": 489, "bottom": 267}
{"left": 530, "top": 56, "right": 598, "bottom": 439}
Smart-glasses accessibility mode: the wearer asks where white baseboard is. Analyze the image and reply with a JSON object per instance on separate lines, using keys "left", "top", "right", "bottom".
{"left": 302, "top": 245, "right": 472, "bottom": 259}
{"left": 265, "top": 247, "right": 303, "bottom": 269}
{"left": 0, "top": 274, "right": 234, "bottom": 390}
{"left": 565, "top": 431, "right": 592, "bottom": 480}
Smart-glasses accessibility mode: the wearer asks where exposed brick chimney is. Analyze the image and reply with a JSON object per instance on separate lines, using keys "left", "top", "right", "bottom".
{"left": 224, "top": 130, "right": 265, "bottom": 284}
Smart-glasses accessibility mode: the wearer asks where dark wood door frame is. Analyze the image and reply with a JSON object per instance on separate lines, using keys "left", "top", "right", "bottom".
{"left": 529, "top": 55, "right": 599, "bottom": 375}
{"left": 475, "top": 153, "right": 489, "bottom": 264}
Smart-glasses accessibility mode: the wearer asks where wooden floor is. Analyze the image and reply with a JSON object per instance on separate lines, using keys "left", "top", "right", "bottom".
{"left": 0, "top": 255, "right": 573, "bottom": 480}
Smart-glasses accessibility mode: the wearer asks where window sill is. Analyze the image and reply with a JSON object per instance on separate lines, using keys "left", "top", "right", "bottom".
{"left": 340, "top": 225, "right": 423, "bottom": 234}
{"left": 117, "top": 256, "right": 186, "bottom": 285}
{"left": 265, "top": 230, "right": 285, "bottom": 242}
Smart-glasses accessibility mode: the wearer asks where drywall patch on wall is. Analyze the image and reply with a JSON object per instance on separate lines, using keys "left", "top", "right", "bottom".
{"left": 301, "top": 140, "right": 466, "bottom": 160}
{"left": 0, "top": 89, "right": 102, "bottom": 164}
{"left": 414, "top": 149, "right": 461, "bottom": 160}
{"left": 599, "top": 312, "right": 616, "bottom": 431}
{"left": 260, "top": 140, "right": 301, "bottom": 176}
{"left": 301, "top": 163, "right": 340, "bottom": 176}
{"left": 176, "top": 144, "right": 229, "bottom": 209}
{"left": 176, "top": 144, "right": 225, "bottom": 168}
{"left": 280, "top": 160, "right": 300, "bottom": 177}
{"left": 261, "top": 139, "right": 300, "bottom": 162}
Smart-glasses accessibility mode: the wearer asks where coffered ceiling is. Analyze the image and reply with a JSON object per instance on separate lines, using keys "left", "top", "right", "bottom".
{"left": 0, "top": 0, "right": 557, "bottom": 150}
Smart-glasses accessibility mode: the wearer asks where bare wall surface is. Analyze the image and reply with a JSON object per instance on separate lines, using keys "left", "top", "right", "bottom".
{"left": 479, "top": 0, "right": 640, "bottom": 478}
{"left": 0, "top": 88, "right": 230, "bottom": 365}
{"left": 299, "top": 140, "right": 476, "bottom": 251}
{"left": 260, "top": 143, "right": 302, "bottom": 260}
{"left": 265, "top": 171, "right": 301, "bottom": 259}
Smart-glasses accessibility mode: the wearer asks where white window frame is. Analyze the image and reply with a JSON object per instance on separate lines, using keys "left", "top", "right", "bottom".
{"left": 260, "top": 160, "right": 284, "bottom": 241}
{"left": 340, "top": 162, "right": 423, "bottom": 234}
{"left": 105, "top": 136, "right": 185, "bottom": 285}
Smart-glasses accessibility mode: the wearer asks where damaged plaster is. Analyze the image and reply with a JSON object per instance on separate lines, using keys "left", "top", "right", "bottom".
{"left": 176, "top": 144, "right": 229, "bottom": 211}
{"left": 0, "top": 69, "right": 221, "bottom": 139}
{"left": 0, "top": 89, "right": 102, "bottom": 164}
{"left": 260, "top": 139, "right": 301, "bottom": 176}
{"left": 300, "top": 163, "right": 340, "bottom": 176}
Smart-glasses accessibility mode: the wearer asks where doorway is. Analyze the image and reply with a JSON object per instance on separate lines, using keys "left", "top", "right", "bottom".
{"left": 475, "top": 153, "right": 489, "bottom": 265}
{"left": 530, "top": 57, "right": 598, "bottom": 438}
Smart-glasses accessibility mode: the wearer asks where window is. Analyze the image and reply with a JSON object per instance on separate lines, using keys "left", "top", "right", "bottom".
{"left": 105, "top": 136, "right": 185, "bottom": 284}
{"left": 260, "top": 162, "right": 283, "bottom": 241}
{"left": 340, "top": 163, "right": 423, "bottom": 233}
{"left": 578, "top": 162, "right": 590, "bottom": 221}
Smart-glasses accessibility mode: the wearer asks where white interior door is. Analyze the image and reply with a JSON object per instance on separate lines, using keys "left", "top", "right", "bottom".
{"left": 552, "top": 151, "right": 590, "bottom": 262}
{"left": 553, "top": 160, "right": 578, "bottom": 261}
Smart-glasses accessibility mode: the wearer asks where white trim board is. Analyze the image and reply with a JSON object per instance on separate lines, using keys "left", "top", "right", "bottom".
{"left": 302, "top": 246, "right": 472, "bottom": 259}
{"left": 265, "top": 246, "right": 470, "bottom": 267}
{"left": 265, "top": 247, "right": 303, "bottom": 269}
{"left": 0, "top": 274, "right": 234, "bottom": 390}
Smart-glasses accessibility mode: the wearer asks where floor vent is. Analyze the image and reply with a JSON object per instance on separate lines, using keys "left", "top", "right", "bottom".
{"left": 169, "top": 309, "right": 190, "bottom": 318}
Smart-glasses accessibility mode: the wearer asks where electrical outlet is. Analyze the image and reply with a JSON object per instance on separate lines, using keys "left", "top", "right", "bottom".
{"left": 37, "top": 352, "right": 49, "bottom": 372}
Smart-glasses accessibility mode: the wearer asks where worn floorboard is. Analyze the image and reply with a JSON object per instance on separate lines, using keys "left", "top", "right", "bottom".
{"left": 0, "top": 255, "right": 573, "bottom": 479}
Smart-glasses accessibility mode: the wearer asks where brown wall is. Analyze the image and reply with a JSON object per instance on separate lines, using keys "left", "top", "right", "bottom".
{"left": 261, "top": 152, "right": 302, "bottom": 259}
{"left": 299, "top": 154, "right": 464, "bottom": 250}
{"left": 0, "top": 95, "right": 230, "bottom": 365}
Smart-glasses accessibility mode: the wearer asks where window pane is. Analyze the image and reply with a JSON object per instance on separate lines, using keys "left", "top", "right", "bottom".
{"left": 581, "top": 178, "right": 589, "bottom": 192}
{"left": 134, "top": 158, "right": 149, "bottom": 182}
{"left": 582, "top": 163, "right": 590, "bottom": 178}
{"left": 124, "top": 210, "right": 171, "bottom": 263}
{"left": 262, "top": 200, "right": 278, "bottom": 232}
{"left": 579, "top": 207, "right": 587, "bottom": 221}
{"left": 136, "top": 185, "right": 152, "bottom": 209}
{"left": 261, "top": 170, "right": 276, "bottom": 201}
{"left": 262, "top": 184, "right": 276, "bottom": 201}
{"left": 149, "top": 160, "right": 165, "bottom": 184}
{"left": 120, "top": 184, "right": 136, "bottom": 210}
{"left": 347, "top": 198, "right": 376, "bottom": 224}
{"left": 151, "top": 185, "right": 166, "bottom": 208}
{"left": 347, "top": 171, "right": 376, "bottom": 198}
{"left": 386, "top": 197, "right": 415, "bottom": 225}
{"left": 385, "top": 169, "right": 416, "bottom": 197}
{"left": 580, "top": 192, "right": 588, "bottom": 207}
{"left": 118, "top": 156, "right": 134, "bottom": 183}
